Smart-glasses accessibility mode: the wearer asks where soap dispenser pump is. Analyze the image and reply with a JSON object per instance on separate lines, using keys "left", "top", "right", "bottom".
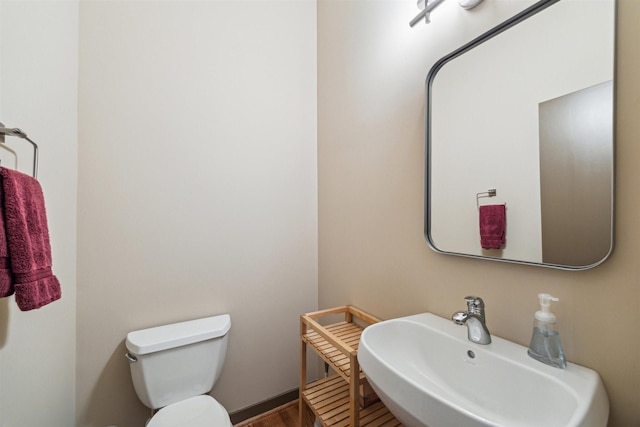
{"left": 527, "top": 293, "right": 567, "bottom": 369}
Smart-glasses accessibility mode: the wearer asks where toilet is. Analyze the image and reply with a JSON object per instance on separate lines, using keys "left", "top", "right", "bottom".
{"left": 125, "top": 314, "right": 233, "bottom": 426}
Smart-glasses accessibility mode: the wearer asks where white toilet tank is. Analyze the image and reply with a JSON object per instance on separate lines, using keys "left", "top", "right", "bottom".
{"left": 125, "top": 314, "right": 231, "bottom": 410}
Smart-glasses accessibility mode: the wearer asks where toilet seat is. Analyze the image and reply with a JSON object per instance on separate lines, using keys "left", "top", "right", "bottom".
{"left": 146, "top": 395, "right": 232, "bottom": 427}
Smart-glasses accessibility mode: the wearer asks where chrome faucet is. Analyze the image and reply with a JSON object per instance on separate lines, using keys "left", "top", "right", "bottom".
{"left": 452, "top": 296, "right": 492, "bottom": 345}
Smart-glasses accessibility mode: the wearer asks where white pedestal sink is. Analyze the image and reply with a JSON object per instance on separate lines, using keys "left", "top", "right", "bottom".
{"left": 358, "top": 313, "right": 609, "bottom": 427}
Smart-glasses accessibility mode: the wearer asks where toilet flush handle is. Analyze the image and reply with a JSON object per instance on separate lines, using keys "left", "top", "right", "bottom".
{"left": 125, "top": 352, "right": 138, "bottom": 363}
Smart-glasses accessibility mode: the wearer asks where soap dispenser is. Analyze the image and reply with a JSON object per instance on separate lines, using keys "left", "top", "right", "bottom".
{"left": 527, "top": 293, "right": 567, "bottom": 369}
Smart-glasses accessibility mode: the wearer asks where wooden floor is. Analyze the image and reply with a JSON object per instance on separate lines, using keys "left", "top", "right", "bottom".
{"left": 234, "top": 400, "right": 312, "bottom": 427}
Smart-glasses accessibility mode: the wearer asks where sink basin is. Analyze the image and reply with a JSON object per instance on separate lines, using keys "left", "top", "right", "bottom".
{"left": 358, "top": 313, "right": 608, "bottom": 427}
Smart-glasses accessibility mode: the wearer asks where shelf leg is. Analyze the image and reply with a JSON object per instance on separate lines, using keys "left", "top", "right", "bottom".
{"left": 350, "top": 351, "right": 360, "bottom": 427}
{"left": 300, "top": 317, "right": 312, "bottom": 427}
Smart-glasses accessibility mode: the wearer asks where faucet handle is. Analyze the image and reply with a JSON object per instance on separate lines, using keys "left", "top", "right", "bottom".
{"left": 464, "top": 296, "right": 485, "bottom": 316}
{"left": 464, "top": 295, "right": 483, "bottom": 306}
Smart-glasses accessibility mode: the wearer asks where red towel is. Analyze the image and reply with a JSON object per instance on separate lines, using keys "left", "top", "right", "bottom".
{"left": 0, "top": 181, "right": 12, "bottom": 298}
{"left": 479, "top": 204, "right": 506, "bottom": 250}
{"left": 0, "top": 167, "right": 61, "bottom": 310}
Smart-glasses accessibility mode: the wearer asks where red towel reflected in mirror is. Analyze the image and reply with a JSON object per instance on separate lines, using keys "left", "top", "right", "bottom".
{"left": 479, "top": 204, "right": 506, "bottom": 250}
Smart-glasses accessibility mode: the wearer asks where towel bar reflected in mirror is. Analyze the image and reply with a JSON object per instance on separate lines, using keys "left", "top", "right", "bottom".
{"left": 0, "top": 122, "right": 39, "bottom": 179}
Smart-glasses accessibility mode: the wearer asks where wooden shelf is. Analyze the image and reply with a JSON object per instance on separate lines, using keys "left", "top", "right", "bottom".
{"left": 302, "top": 320, "right": 365, "bottom": 382}
{"left": 302, "top": 376, "right": 402, "bottom": 427}
{"left": 299, "top": 306, "right": 402, "bottom": 427}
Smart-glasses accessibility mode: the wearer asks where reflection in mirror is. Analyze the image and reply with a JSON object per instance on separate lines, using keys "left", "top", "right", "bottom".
{"left": 425, "top": 0, "right": 615, "bottom": 270}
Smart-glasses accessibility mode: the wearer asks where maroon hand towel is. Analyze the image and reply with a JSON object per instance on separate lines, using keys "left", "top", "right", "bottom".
{"left": 479, "top": 204, "right": 506, "bottom": 250}
{"left": 0, "top": 181, "right": 13, "bottom": 298}
{"left": 0, "top": 167, "right": 61, "bottom": 310}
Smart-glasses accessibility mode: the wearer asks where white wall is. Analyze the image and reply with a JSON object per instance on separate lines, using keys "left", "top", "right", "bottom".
{"left": 77, "top": 1, "right": 317, "bottom": 426}
{"left": 0, "top": 1, "right": 78, "bottom": 426}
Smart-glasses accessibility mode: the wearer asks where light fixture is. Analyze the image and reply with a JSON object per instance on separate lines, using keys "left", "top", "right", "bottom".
{"left": 410, "top": 0, "right": 484, "bottom": 27}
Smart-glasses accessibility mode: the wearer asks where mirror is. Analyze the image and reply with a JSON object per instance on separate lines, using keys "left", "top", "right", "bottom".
{"left": 425, "top": 0, "right": 615, "bottom": 270}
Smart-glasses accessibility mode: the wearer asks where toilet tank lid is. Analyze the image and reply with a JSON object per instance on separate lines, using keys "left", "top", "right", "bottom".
{"left": 126, "top": 314, "right": 231, "bottom": 355}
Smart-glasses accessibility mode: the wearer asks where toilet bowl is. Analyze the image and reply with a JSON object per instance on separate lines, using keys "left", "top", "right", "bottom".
{"left": 125, "top": 314, "right": 232, "bottom": 426}
{"left": 146, "top": 395, "right": 231, "bottom": 427}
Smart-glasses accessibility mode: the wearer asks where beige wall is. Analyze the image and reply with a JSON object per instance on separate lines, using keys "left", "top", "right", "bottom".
{"left": 0, "top": 1, "right": 78, "bottom": 426}
{"left": 318, "top": 0, "right": 639, "bottom": 426}
{"left": 77, "top": 1, "right": 317, "bottom": 426}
